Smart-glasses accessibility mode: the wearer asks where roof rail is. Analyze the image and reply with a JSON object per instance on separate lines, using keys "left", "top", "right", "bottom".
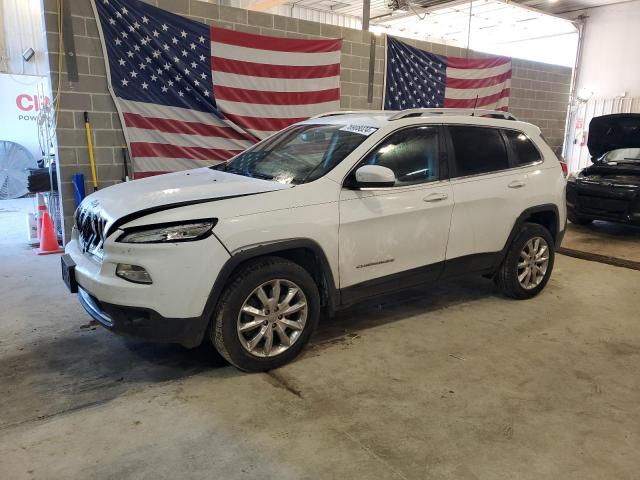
{"left": 388, "top": 108, "right": 518, "bottom": 121}
{"left": 311, "top": 110, "right": 385, "bottom": 119}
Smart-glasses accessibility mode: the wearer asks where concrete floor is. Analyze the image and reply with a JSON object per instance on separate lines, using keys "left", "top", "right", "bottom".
{"left": 562, "top": 221, "right": 640, "bottom": 264}
{"left": 1, "top": 198, "right": 640, "bottom": 480}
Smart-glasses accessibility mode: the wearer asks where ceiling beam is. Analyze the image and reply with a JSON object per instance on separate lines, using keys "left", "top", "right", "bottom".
{"left": 369, "top": 0, "right": 473, "bottom": 25}
{"left": 246, "top": 0, "right": 290, "bottom": 12}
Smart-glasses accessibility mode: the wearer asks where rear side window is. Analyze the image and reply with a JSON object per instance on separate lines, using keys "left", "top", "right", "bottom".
{"left": 362, "top": 126, "right": 440, "bottom": 186}
{"left": 448, "top": 126, "right": 509, "bottom": 177}
{"left": 504, "top": 130, "right": 542, "bottom": 165}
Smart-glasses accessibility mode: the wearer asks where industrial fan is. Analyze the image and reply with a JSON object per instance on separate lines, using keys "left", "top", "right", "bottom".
{"left": 0, "top": 140, "right": 37, "bottom": 199}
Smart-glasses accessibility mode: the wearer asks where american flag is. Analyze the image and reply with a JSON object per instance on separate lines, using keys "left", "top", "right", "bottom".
{"left": 93, "top": 0, "right": 341, "bottom": 178}
{"left": 384, "top": 36, "right": 511, "bottom": 112}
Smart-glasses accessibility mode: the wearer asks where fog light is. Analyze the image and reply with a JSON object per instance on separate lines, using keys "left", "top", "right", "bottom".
{"left": 116, "top": 264, "right": 152, "bottom": 284}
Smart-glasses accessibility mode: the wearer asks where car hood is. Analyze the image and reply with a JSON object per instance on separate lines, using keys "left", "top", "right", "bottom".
{"left": 588, "top": 113, "right": 640, "bottom": 159}
{"left": 77, "top": 168, "right": 292, "bottom": 233}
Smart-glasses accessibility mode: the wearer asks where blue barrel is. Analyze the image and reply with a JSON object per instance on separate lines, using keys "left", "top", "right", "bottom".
{"left": 72, "top": 173, "right": 86, "bottom": 206}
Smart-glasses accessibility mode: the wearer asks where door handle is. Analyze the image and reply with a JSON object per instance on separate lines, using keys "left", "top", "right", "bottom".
{"left": 423, "top": 192, "right": 448, "bottom": 202}
{"left": 508, "top": 180, "right": 526, "bottom": 189}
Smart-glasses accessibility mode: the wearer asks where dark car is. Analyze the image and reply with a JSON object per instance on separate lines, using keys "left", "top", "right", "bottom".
{"left": 566, "top": 113, "right": 640, "bottom": 226}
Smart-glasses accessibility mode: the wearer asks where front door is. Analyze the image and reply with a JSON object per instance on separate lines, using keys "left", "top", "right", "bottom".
{"left": 338, "top": 126, "right": 454, "bottom": 302}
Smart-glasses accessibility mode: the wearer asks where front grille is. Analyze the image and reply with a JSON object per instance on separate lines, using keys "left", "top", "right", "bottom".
{"left": 75, "top": 205, "right": 107, "bottom": 256}
{"left": 577, "top": 194, "right": 630, "bottom": 218}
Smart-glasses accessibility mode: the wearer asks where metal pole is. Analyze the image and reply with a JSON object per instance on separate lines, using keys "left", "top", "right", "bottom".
{"left": 362, "top": 0, "right": 370, "bottom": 31}
{"left": 563, "top": 15, "right": 587, "bottom": 162}
{"left": 367, "top": 34, "right": 376, "bottom": 104}
{"left": 466, "top": 0, "right": 472, "bottom": 58}
{"left": 61, "top": 0, "right": 79, "bottom": 82}
{"left": 569, "top": 16, "right": 587, "bottom": 108}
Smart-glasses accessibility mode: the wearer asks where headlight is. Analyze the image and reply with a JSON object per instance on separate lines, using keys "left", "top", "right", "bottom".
{"left": 118, "top": 219, "right": 217, "bottom": 243}
{"left": 566, "top": 172, "right": 578, "bottom": 183}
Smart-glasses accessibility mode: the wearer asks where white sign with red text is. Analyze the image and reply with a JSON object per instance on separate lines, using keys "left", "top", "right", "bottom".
{"left": 0, "top": 73, "right": 51, "bottom": 161}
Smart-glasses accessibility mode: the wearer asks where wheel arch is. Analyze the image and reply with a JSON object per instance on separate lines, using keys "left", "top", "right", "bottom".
{"left": 526, "top": 208, "right": 560, "bottom": 243}
{"left": 203, "top": 239, "right": 339, "bottom": 323}
{"left": 501, "top": 204, "right": 562, "bottom": 261}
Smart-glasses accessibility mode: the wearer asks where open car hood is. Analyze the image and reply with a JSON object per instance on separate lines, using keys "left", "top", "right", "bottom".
{"left": 588, "top": 113, "right": 640, "bottom": 159}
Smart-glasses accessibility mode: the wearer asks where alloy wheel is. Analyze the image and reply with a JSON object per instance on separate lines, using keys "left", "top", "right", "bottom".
{"left": 237, "top": 279, "right": 308, "bottom": 358}
{"left": 517, "top": 236, "right": 550, "bottom": 290}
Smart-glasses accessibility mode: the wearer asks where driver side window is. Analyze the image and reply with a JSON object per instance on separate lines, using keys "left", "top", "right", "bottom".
{"left": 362, "top": 126, "right": 440, "bottom": 186}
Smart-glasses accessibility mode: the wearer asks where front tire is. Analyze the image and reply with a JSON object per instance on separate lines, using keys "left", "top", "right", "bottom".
{"left": 212, "top": 256, "right": 320, "bottom": 372}
{"left": 495, "top": 223, "right": 555, "bottom": 299}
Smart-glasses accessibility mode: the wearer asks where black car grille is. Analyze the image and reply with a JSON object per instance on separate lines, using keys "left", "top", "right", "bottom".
{"left": 75, "top": 206, "right": 107, "bottom": 256}
{"left": 577, "top": 195, "right": 630, "bottom": 216}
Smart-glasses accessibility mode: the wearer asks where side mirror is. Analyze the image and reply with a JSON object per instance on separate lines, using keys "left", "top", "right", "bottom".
{"left": 352, "top": 165, "right": 396, "bottom": 188}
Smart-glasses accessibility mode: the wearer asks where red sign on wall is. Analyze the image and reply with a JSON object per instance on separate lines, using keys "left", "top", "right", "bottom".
{"left": 0, "top": 73, "right": 50, "bottom": 160}
{"left": 16, "top": 93, "right": 51, "bottom": 112}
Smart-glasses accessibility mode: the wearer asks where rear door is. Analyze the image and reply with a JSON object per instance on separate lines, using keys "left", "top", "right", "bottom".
{"left": 338, "top": 125, "right": 454, "bottom": 298}
{"left": 443, "top": 125, "right": 538, "bottom": 272}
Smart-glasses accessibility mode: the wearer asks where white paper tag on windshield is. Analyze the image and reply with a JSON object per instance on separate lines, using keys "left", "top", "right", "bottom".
{"left": 339, "top": 125, "right": 378, "bottom": 136}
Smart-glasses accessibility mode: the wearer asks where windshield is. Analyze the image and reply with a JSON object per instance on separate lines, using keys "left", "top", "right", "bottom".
{"left": 220, "top": 124, "right": 374, "bottom": 184}
{"left": 602, "top": 148, "right": 640, "bottom": 163}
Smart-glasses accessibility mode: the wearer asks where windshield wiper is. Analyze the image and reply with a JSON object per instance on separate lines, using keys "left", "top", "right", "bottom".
{"left": 247, "top": 172, "right": 274, "bottom": 180}
{"left": 224, "top": 167, "right": 273, "bottom": 180}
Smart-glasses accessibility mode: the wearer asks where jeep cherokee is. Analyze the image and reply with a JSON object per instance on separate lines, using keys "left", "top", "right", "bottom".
{"left": 62, "top": 108, "right": 567, "bottom": 372}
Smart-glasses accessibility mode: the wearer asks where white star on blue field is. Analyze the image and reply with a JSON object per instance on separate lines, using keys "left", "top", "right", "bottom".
{"left": 385, "top": 36, "right": 447, "bottom": 110}
{"left": 96, "top": 0, "right": 218, "bottom": 113}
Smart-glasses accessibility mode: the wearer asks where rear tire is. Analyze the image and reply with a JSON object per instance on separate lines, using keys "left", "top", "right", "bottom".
{"left": 211, "top": 256, "right": 320, "bottom": 372}
{"left": 495, "top": 223, "right": 555, "bottom": 299}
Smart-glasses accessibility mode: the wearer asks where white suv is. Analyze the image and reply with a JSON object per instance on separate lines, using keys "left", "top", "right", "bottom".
{"left": 62, "top": 109, "right": 567, "bottom": 372}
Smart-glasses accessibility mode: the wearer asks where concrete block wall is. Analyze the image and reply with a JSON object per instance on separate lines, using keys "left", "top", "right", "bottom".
{"left": 43, "top": 0, "right": 572, "bottom": 240}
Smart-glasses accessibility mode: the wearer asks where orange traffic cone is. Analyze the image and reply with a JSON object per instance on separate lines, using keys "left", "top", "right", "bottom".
{"left": 37, "top": 211, "right": 64, "bottom": 255}
{"left": 36, "top": 193, "right": 47, "bottom": 243}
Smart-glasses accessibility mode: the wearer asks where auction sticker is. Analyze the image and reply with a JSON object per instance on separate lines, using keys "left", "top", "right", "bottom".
{"left": 340, "top": 125, "right": 378, "bottom": 136}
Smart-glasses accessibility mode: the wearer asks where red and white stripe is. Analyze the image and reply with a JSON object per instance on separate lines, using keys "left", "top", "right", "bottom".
{"left": 210, "top": 27, "right": 341, "bottom": 139}
{"left": 443, "top": 56, "right": 512, "bottom": 111}
{"left": 120, "top": 99, "right": 255, "bottom": 178}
